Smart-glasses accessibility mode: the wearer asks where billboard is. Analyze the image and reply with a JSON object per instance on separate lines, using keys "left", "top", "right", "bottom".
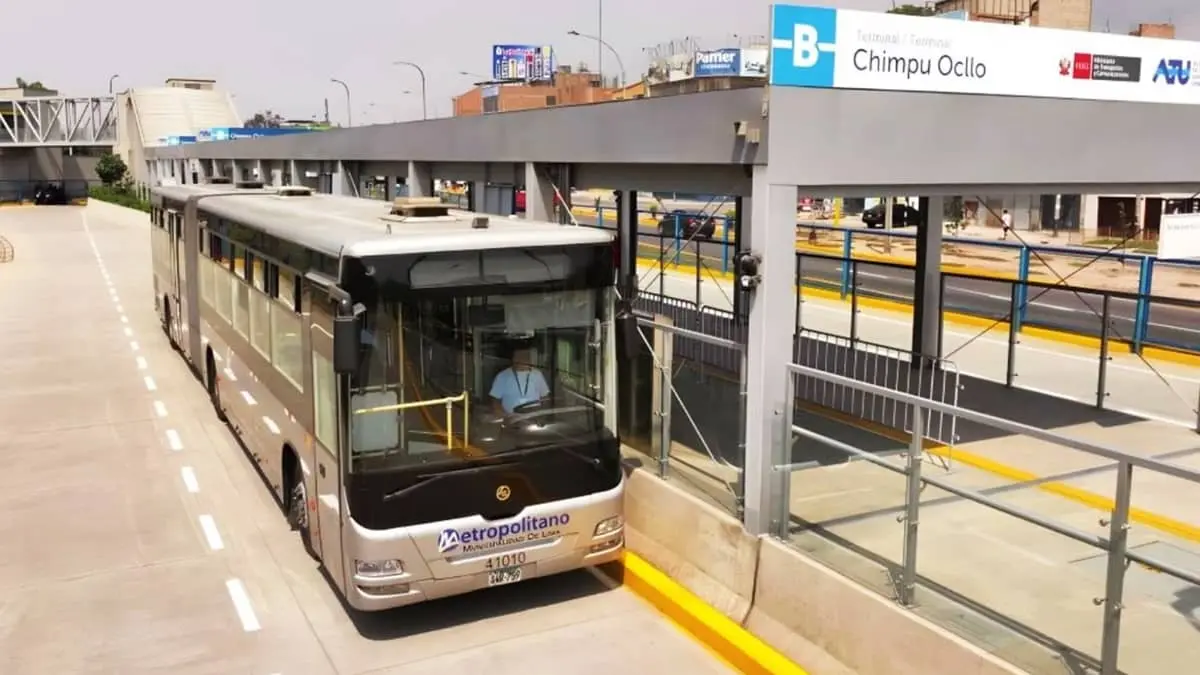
{"left": 768, "top": 4, "right": 1200, "bottom": 105}
{"left": 740, "top": 48, "right": 768, "bottom": 77}
{"left": 492, "top": 45, "right": 556, "bottom": 82}
{"left": 695, "top": 49, "right": 741, "bottom": 77}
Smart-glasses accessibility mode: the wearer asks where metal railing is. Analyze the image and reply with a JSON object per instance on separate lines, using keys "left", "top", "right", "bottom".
{"left": 353, "top": 391, "right": 471, "bottom": 450}
{"left": 577, "top": 206, "right": 1200, "bottom": 358}
{"left": 795, "top": 327, "right": 961, "bottom": 447}
{"left": 776, "top": 363, "right": 1200, "bottom": 675}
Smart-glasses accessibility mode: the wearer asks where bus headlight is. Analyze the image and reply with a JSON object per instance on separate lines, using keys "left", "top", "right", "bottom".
{"left": 355, "top": 559, "right": 404, "bottom": 577}
{"left": 593, "top": 516, "right": 623, "bottom": 537}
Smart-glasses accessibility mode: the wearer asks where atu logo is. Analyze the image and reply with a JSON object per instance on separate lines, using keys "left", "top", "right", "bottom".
{"left": 1153, "top": 59, "right": 1192, "bottom": 85}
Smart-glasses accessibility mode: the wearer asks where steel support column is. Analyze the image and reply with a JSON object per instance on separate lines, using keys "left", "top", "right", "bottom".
{"left": 616, "top": 189, "right": 639, "bottom": 303}
{"left": 406, "top": 161, "right": 433, "bottom": 198}
{"left": 912, "top": 196, "right": 944, "bottom": 361}
{"left": 732, "top": 195, "right": 747, "bottom": 323}
{"left": 524, "top": 162, "right": 556, "bottom": 222}
{"left": 743, "top": 169, "right": 798, "bottom": 535}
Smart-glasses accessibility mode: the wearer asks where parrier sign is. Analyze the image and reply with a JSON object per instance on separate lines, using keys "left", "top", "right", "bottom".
{"left": 769, "top": 4, "right": 1200, "bottom": 105}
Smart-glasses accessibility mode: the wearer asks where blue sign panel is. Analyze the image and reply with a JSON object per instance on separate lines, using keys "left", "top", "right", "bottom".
{"left": 204, "top": 127, "right": 314, "bottom": 142}
{"left": 492, "top": 44, "right": 556, "bottom": 81}
{"left": 769, "top": 4, "right": 839, "bottom": 88}
{"left": 695, "top": 49, "right": 741, "bottom": 77}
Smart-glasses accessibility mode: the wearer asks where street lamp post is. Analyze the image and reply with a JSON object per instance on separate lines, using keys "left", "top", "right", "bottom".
{"left": 567, "top": 30, "right": 626, "bottom": 88}
{"left": 330, "top": 78, "right": 352, "bottom": 127}
{"left": 393, "top": 61, "right": 428, "bottom": 120}
{"left": 108, "top": 74, "right": 119, "bottom": 94}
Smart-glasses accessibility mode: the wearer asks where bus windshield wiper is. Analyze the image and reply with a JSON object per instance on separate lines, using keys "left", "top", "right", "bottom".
{"left": 381, "top": 460, "right": 518, "bottom": 502}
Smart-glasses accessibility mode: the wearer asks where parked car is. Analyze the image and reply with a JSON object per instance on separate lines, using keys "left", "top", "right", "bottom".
{"left": 658, "top": 209, "right": 716, "bottom": 240}
{"left": 862, "top": 203, "right": 922, "bottom": 228}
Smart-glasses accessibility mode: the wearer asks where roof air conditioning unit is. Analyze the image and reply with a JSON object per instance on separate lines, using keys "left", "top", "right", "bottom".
{"left": 389, "top": 196, "right": 450, "bottom": 218}
{"left": 235, "top": 180, "right": 265, "bottom": 189}
{"left": 207, "top": 176, "right": 233, "bottom": 185}
{"left": 276, "top": 185, "right": 314, "bottom": 197}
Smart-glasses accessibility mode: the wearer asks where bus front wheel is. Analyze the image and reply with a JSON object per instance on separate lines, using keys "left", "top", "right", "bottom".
{"left": 285, "top": 455, "right": 315, "bottom": 558}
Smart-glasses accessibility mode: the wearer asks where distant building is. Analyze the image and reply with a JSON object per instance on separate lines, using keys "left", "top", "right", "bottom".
{"left": 932, "top": 0, "right": 1091, "bottom": 30}
{"left": 453, "top": 68, "right": 612, "bottom": 116}
{"left": 1129, "top": 22, "right": 1175, "bottom": 38}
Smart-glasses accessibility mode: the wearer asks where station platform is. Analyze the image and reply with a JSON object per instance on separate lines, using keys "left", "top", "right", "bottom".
{"left": 641, "top": 268, "right": 1200, "bottom": 674}
{"left": 0, "top": 207, "right": 731, "bottom": 675}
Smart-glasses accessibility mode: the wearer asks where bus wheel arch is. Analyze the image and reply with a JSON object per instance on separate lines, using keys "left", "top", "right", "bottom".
{"left": 161, "top": 296, "right": 173, "bottom": 343}
{"left": 282, "top": 444, "right": 314, "bottom": 555}
{"left": 205, "top": 347, "right": 225, "bottom": 422}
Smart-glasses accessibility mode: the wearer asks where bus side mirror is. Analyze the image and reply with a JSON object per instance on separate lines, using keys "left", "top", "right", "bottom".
{"left": 333, "top": 315, "right": 359, "bottom": 374}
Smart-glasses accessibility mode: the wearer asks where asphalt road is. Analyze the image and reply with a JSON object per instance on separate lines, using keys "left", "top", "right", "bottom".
{"left": 574, "top": 215, "right": 1200, "bottom": 352}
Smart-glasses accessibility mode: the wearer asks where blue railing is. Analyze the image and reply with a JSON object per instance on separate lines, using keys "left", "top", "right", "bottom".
{"left": 581, "top": 206, "right": 1200, "bottom": 357}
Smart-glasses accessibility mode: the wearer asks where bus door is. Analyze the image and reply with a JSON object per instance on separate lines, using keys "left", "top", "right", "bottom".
{"left": 306, "top": 283, "right": 343, "bottom": 586}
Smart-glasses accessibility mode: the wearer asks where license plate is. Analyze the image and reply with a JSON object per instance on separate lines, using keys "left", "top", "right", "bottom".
{"left": 487, "top": 566, "right": 523, "bottom": 587}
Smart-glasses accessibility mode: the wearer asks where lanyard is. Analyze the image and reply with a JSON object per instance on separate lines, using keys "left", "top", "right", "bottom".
{"left": 516, "top": 370, "right": 531, "bottom": 398}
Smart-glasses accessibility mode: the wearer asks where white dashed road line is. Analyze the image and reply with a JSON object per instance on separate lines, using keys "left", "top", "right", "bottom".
{"left": 84, "top": 210, "right": 269, "bottom": 644}
{"left": 198, "top": 515, "right": 225, "bottom": 551}
{"left": 181, "top": 467, "right": 200, "bottom": 493}
{"left": 225, "top": 579, "right": 262, "bottom": 632}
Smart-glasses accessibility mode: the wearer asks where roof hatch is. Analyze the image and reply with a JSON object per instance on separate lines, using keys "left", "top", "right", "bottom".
{"left": 388, "top": 197, "right": 450, "bottom": 218}
{"left": 276, "top": 185, "right": 314, "bottom": 197}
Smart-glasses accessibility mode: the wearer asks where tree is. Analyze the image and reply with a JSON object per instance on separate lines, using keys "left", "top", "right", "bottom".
{"left": 887, "top": 3, "right": 935, "bottom": 16}
{"left": 244, "top": 110, "right": 284, "bottom": 128}
{"left": 15, "top": 77, "right": 49, "bottom": 91}
{"left": 95, "top": 151, "right": 128, "bottom": 186}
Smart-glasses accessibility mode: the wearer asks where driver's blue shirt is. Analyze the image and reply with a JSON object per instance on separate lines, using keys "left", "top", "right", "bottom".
{"left": 490, "top": 367, "right": 550, "bottom": 414}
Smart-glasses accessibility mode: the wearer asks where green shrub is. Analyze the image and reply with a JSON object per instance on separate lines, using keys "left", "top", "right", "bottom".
{"left": 89, "top": 184, "right": 150, "bottom": 212}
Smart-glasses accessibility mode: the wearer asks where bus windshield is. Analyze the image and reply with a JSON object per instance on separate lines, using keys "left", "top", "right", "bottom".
{"left": 347, "top": 287, "right": 611, "bottom": 472}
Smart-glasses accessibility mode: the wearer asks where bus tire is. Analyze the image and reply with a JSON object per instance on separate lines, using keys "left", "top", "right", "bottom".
{"left": 206, "top": 348, "right": 226, "bottom": 422}
{"left": 162, "top": 296, "right": 176, "bottom": 347}
{"left": 285, "top": 451, "right": 315, "bottom": 557}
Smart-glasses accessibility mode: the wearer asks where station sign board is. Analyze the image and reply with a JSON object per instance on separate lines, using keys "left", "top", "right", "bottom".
{"left": 492, "top": 45, "right": 556, "bottom": 82}
{"left": 199, "top": 127, "right": 315, "bottom": 142}
{"left": 1159, "top": 214, "right": 1200, "bottom": 260}
{"left": 768, "top": 4, "right": 1200, "bottom": 105}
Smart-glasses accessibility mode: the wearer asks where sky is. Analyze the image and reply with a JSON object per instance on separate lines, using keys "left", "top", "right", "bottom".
{"left": 3, "top": 0, "right": 1199, "bottom": 124}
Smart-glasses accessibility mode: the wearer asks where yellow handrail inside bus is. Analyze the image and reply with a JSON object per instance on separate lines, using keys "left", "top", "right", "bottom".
{"left": 353, "top": 391, "right": 470, "bottom": 450}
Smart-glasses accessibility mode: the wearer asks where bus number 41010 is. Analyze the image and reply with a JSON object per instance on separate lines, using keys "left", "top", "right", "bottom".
{"left": 485, "top": 552, "right": 527, "bottom": 569}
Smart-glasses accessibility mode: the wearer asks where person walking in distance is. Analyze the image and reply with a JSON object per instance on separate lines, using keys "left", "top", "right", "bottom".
{"left": 1000, "top": 209, "right": 1012, "bottom": 240}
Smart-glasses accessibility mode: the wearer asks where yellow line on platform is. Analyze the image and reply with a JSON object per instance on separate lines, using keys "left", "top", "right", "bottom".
{"left": 801, "top": 402, "right": 1200, "bottom": 545}
{"left": 617, "top": 552, "right": 809, "bottom": 675}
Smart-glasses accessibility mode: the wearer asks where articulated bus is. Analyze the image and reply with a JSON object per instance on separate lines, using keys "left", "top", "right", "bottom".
{"left": 149, "top": 180, "right": 623, "bottom": 610}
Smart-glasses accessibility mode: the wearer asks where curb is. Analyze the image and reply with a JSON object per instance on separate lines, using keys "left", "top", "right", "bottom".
{"left": 615, "top": 552, "right": 809, "bottom": 675}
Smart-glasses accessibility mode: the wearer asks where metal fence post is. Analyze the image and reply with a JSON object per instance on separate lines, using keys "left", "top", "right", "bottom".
{"left": 899, "top": 403, "right": 925, "bottom": 607}
{"left": 736, "top": 345, "right": 749, "bottom": 518}
{"left": 776, "top": 370, "right": 797, "bottom": 539}
{"left": 721, "top": 217, "right": 731, "bottom": 274}
{"left": 840, "top": 230, "right": 853, "bottom": 298}
{"left": 937, "top": 273, "right": 947, "bottom": 360}
{"left": 1132, "top": 256, "right": 1154, "bottom": 353}
{"left": 1097, "top": 295, "right": 1111, "bottom": 410}
{"left": 849, "top": 261, "right": 860, "bottom": 343}
{"left": 1016, "top": 246, "right": 1031, "bottom": 328}
{"left": 1098, "top": 461, "right": 1133, "bottom": 675}
{"left": 672, "top": 215, "right": 682, "bottom": 266}
{"left": 694, "top": 237, "right": 703, "bottom": 308}
{"left": 1006, "top": 284, "right": 1019, "bottom": 388}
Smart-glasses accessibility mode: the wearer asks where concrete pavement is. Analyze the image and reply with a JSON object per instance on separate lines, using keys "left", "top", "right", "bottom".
{"left": 0, "top": 206, "right": 729, "bottom": 675}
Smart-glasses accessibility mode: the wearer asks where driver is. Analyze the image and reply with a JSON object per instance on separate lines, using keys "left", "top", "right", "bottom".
{"left": 490, "top": 346, "right": 550, "bottom": 415}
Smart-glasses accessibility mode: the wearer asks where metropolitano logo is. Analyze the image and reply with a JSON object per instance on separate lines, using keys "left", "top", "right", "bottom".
{"left": 770, "top": 5, "right": 838, "bottom": 88}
